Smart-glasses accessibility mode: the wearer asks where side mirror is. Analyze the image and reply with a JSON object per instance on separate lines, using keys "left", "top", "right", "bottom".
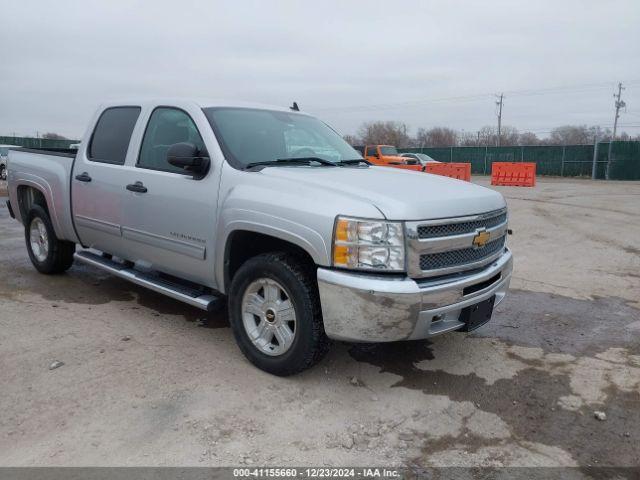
{"left": 167, "top": 143, "right": 210, "bottom": 178}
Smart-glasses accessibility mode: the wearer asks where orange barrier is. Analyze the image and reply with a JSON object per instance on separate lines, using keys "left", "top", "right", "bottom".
{"left": 424, "top": 162, "right": 471, "bottom": 182}
{"left": 491, "top": 162, "right": 536, "bottom": 187}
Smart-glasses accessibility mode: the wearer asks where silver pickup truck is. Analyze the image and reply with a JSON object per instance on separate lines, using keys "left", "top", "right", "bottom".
{"left": 6, "top": 99, "right": 513, "bottom": 375}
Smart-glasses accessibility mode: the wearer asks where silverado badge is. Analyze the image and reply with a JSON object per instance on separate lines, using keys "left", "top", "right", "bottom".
{"left": 472, "top": 230, "right": 490, "bottom": 248}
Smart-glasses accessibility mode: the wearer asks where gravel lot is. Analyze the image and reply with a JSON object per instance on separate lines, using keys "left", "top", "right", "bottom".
{"left": 0, "top": 177, "right": 638, "bottom": 468}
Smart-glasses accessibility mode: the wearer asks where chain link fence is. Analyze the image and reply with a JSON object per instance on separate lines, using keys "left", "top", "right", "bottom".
{"left": 400, "top": 141, "right": 640, "bottom": 180}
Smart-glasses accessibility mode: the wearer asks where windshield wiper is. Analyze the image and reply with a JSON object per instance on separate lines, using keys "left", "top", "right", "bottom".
{"left": 245, "top": 157, "right": 337, "bottom": 170}
{"left": 336, "top": 159, "right": 371, "bottom": 166}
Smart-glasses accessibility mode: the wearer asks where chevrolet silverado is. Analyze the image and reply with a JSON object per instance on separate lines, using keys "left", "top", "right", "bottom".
{"left": 6, "top": 100, "right": 512, "bottom": 375}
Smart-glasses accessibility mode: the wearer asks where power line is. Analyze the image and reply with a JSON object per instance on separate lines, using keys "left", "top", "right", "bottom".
{"left": 310, "top": 79, "right": 640, "bottom": 113}
{"left": 313, "top": 92, "right": 494, "bottom": 113}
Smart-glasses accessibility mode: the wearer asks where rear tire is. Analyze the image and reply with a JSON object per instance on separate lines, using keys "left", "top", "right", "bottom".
{"left": 25, "top": 205, "right": 75, "bottom": 274}
{"left": 228, "top": 252, "right": 330, "bottom": 376}
{"left": 0, "top": 165, "right": 6, "bottom": 181}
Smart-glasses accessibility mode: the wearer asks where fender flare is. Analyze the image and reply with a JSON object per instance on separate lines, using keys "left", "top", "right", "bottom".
{"left": 216, "top": 218, "right": 330, "bottom": 293}
{"left": 14, "top": 177, "right": 66, "bottom": 240}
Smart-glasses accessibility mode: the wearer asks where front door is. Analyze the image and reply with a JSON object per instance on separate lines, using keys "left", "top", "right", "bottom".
{"left": 71, "top": 106, "right": 141, "bottom": 257}
{"left": 120, "top": 107, "right": 218, "bottom": 287}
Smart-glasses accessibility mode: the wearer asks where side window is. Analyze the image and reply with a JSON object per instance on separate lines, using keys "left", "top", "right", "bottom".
{"left": 366, "top": 146, "right": 378, "bottom": 156}
{"left": 89, "top": 107, "right": 141, "bottom": 164}
{"left": 138, "top": 108, "right": 205, "bottom": 173}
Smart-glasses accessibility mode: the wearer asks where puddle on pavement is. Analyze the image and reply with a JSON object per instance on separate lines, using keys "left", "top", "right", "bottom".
{"left": 481, "top": 289, "right": 639, "bottom": 356}
{"left": 1, "top": 258, "right": 230, "bottom": 328}
{"left": 349, "top": 290, "right": 640, "bottom": 466}
{"left": 135, "top": 286, "right": 229, "bottom": 329}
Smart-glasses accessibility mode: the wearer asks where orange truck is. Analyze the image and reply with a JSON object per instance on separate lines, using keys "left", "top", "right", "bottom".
{"left": 354, "top": 145, "right": 423, "bottom": 172}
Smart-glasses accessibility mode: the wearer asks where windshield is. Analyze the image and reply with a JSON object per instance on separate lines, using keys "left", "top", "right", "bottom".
{"left": 203, "top": 108, "right": 362, "bottom": 168}
{"left": 380, "top": 146, "right": 399, "bottom": 155}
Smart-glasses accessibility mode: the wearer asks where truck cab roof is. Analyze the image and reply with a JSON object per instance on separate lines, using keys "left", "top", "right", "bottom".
{"left": 97, "top": 98, "right": 308, "bottom": 115}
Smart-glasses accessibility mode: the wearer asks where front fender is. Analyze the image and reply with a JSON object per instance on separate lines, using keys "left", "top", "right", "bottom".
{"left": 215, "top": 208, "right": 330, "bottom": 292}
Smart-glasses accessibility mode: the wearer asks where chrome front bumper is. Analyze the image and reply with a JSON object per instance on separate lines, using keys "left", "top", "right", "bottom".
{"left": 317, "top": 248, "right": 512, "bottom": 342}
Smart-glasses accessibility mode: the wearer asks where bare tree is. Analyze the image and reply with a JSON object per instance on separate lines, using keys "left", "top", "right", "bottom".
{"left": 547, "top": 125, "right": 611, "bottom": 145}
{"left": 518, "top": 131, "right": 540, "bottom": 145}
{"left": 41, "top": 132, "right": 68, "bottom": 140}
{"left": 357, "top": 121, "right": 411, "bottom": 147}
{"left": 459, "top": 131, "right": 481, "bottom": 146}
{"left": 476, "top": 126, "right": 495, "bottom": 146}
{"left": 351, "top": 121, "right": 628, "bottom": 150}
{"left": 342, "top": 134, "right": 360, "bottom": 146}
{"left": 499, "top": 126, "right": 520, "bottom": 146}
{"left": 548, "top": 125, "right": 589, "bottom": 145}
{"left": 415, "top": 127, "right": 457, "bottom": 147}
{"left": 473, "top": 125, "right": 520, "bottom": 146}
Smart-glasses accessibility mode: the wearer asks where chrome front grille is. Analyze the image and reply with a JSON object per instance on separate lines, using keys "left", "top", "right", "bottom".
{"left": 406, "top": 208, "right": 508, "bottom": 278}
{"left": 419, "top": 236, "right": 506, "bottom": 271}
{"left": 417, "top": 210, "right": 507, "bottom": 239}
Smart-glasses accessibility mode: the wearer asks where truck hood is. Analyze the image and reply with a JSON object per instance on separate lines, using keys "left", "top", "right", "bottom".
{"left": 259, "top": 166, "right": 506, "bottom": 220}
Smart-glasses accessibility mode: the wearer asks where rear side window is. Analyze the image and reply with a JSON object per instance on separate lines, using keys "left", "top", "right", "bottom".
{"left": 366, "top": 146, "right": 377, "bottom": 156}
{"left": 137, "top": 107, "right": 205, "bottom": 173}
{"left": 88, "top": 107, "right": 141, "bottom": 164}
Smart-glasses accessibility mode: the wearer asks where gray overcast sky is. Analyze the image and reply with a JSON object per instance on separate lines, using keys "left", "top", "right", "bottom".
{"left": 1, "top": 0, "right": 639, "bottom": 139}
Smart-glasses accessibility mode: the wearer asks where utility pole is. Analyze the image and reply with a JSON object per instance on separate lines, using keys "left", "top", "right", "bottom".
{"left": 592, "top": 136, "right": 599, "bottom": 180}
{"left": 606, "top": 82, "right": 625, "bottom": 180}
{"left": 495, "top": 94, "right": 504, "bottom": 147}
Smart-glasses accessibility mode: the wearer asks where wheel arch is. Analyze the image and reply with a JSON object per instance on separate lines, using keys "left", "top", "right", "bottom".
{"left": 222, "top": 229, "right": 320, "bottom": 294}
{"left": 17, "top": 183, "right": 51, "bottom": 222}
{"left": 14, "top": 181, "right": 69, "bottom": 241}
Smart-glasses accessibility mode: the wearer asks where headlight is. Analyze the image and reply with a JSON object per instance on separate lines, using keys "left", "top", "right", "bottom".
{"left": 332, "top": 216, "right": 405, "bottom": 272}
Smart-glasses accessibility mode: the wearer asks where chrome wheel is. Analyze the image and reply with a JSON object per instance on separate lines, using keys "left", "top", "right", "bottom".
{"left": 29, "top": 217, "right": 49, "bottom": 262}
{"left": 241, "top": 278, "right": 297, "bottom": 356}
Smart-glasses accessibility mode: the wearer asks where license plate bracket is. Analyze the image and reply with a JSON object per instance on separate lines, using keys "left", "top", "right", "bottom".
{"left": 460, "top": 295, "right": 496, "bottom": 332}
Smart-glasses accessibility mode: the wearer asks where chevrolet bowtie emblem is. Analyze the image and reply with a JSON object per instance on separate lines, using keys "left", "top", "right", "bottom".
{"left": 473, "top": 230, "right": 490, "bottom": 248}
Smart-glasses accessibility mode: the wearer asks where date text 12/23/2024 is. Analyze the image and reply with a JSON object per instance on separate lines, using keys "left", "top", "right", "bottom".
{"left": 233, "top": 468, "right": 401, "bottom": 478}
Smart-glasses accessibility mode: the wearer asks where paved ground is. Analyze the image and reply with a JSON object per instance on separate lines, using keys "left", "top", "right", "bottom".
{"left": 0, "top": 177, "right": 638, "bottom": 468}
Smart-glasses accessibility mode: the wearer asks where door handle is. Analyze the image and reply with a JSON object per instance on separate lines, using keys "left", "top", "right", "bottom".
{"left": 75, "top": 172, "right": 92, "bottom": 182}
{"left": 126, "top": 181, "right": 148, "bottom": 193}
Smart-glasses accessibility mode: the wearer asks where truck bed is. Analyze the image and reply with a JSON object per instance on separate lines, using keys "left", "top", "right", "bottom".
{"left": 7, "top": 147, "right": 80, "bottom": 243}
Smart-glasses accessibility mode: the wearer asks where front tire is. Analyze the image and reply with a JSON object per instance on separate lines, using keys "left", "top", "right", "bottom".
{"left": 229, "top": 252, "right": 329, "bottom": 376}
{"left": 25, "top": 205, "right": 75, "bottom": 274}
{"left": 0, "top": 165, "right": 6, "bottom": 181}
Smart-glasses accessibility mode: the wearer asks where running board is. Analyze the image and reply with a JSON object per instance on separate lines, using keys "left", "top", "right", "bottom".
{"left": 74, "top": 251, "right": 221, "bottom": 311}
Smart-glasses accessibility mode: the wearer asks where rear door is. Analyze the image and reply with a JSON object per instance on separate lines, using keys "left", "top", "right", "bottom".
{"left": 71, "top": 106, "right": 141, "bottom": 257}
{"left": 119, "top": 106, "right": 218, "bottom": 286}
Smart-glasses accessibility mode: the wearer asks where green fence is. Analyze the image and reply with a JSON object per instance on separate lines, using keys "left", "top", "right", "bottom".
{"left": 0, "top": 136, "right": 80, "bottom": 150}
{"left": 399, "top": 142, "right": 640, "bottom": 180}
{"left": 3, "top": 136, "right": 639, "bottom": 180}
